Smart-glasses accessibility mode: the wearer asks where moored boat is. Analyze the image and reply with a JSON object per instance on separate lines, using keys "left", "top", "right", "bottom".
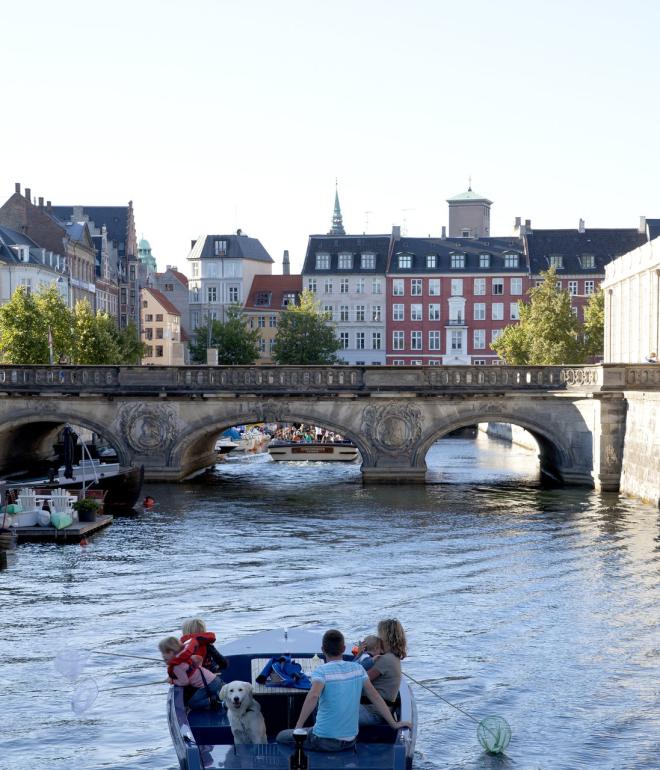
{"left": 268, "top": 441, "right": 359, "bottom": 462}
{"left": 167, "top": 627, "right": 416, "bottom": 770}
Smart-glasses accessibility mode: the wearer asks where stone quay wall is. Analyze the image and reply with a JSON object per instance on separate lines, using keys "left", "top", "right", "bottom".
{"left": 620, "top": 392, "right": 660, "bottom": 506}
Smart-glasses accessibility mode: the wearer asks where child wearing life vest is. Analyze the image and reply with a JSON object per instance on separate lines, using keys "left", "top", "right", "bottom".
{"left": 159, "top": 636, "right": 222, "bottom": 709}
{"left": 171, "top": 617, "right": 228, "bottom": 675}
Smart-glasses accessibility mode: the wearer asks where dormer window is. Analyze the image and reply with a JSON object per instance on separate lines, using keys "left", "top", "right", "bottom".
{"left": 398, "top": 254, "right": 412, "bottom": 269}
{"left": 13, "top": 245, "right": 30, "bottom": 263}
{"left": 549, "top": 255, "right": 563, "bottom": 269}
{"left": 504, "top": 253, "right": 519, "bottom": 268}
{"left": 316, "top": 253, "right": 330, "bottom": 270}
{"left": 254, "top": 291, "right": 271, "bottom": 306}
{"left": 282, "top": 292, "right": 297, "bottom": 307}
{"left": 479, "top": 254, "right": 490, "bottom": 268}
{"left": 426, "top": 255, "right": 436, "bottom": 268}
{"left": 461, "top": 229, "right": 471, "bottom": 238}
{"left": 360, "top": 253, "right": 376, "bottom": 269}
{"left": 450, "top": 253, "right": 465, "bottom": 269}
{"left": 580, "top": 254, "right": 595, "bottom": 269}
{"left": 338, "top": 252, "right": 353, "bottom": 270}
{"left": 214, "top": 239, "right": 227, "bottom": 256}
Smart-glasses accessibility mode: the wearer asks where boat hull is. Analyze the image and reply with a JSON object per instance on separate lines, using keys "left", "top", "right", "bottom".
{"left": 268, "top": 443, "right": 359, "bottom": 462}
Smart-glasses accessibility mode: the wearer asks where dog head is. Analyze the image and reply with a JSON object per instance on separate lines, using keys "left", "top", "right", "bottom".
{"left": 220, "top": 681, "right": 253, "bottom": 711}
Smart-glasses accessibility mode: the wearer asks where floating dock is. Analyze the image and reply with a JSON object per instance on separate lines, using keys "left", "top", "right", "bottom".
{"left": 12, "top": 514, "right": 113, "bottom": 543}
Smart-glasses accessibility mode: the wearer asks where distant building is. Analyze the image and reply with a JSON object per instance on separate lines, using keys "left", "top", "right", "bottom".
{"left": 187, "top": 231, "right": 273, "bottom": 331}
{"left": 602, "top": 225, "right": 660, "bottom": 363}
{"left": 140, "top": 287, "right": 185, "bottom": 365}
{"left": 138, "top": 237, "right": 157, "bottom": 276}
{"left": 244, "top": 274, "right": 303, "bottom": 363}
{"left": 447, "top": 185, "right": 492, "bottom": 239}
{"left": 149, "top": 266, "right": 190, "bottom": 341}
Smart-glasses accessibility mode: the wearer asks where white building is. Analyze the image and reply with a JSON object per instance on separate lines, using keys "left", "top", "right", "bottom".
{"left": 187, "top": 232, "right": 273, "bottom": 331}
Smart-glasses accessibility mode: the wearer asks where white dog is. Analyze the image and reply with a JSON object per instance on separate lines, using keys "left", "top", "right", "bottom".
{"left": 219, "top": 681, "right": 268, "bottom": 744}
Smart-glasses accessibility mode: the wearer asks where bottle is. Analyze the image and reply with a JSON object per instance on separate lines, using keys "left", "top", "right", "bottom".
{"left": 310, "top": 653, "right": 321, "bottom": 670}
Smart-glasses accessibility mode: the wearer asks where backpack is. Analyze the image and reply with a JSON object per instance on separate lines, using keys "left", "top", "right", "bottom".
{"left": 256, "top": 655, "right": 311, "bottom": 690}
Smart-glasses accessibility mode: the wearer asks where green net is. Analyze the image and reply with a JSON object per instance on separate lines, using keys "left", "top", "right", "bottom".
{"left": 477, "top": 716, "right": 511, "bottom": 754}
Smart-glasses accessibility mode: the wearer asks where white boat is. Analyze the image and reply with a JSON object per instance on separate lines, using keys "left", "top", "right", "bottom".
{"left": 268, "top": 441, "right": 360, "bottom": 462}
{"left": 214, "top": 438, "right": 238, "bottom": 455}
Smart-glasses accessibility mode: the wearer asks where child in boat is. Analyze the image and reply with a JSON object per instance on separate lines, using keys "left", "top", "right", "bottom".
{"left": 173, "top": 618, "right": 228, "bottom": 675}
{"left": 159, "top": 636, "right": 222, "bottom": 709}
{"left": 355, "top": 635, "right": 383, "bottom": 671}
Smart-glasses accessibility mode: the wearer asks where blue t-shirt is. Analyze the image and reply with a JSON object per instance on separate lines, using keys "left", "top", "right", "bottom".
{"left": 311, "top": 660, "right": 368, "bottom": 740}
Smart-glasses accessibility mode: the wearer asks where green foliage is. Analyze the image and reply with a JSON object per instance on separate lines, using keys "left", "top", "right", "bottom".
{"left": 35, "top": 286, "right": 73, "bottom": 362}
{"left": 583, "top": 289, "right": 604, "bottom": 359}
{"left": 72, "top": 497, "right": 99, "bottom": 514}
{"left": 491, "top": 268, "right": 586, "bottom": 364}
{"left": 72, "top": 302, "right": 123, "bottom": 364}
{"left": 0, "top": 287, "right": 49, "bottom": 364}
{"left": 115, "top": 321, "right": 146, "bottom": 365}
{"left": 190, "top": 305, "right": 260, "bottom": 365}
{"left": 273, "top": 289, "right": 342, "bottom": 365}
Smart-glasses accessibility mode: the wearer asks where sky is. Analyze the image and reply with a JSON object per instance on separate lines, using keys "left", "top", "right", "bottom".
{"left": 2, "top": 0, "right": 659, "bottom": 275}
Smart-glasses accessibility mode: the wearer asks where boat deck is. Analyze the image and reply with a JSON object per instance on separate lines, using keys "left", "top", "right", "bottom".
{"left": 13, "top": 514, "right": 113, "bottom": 543}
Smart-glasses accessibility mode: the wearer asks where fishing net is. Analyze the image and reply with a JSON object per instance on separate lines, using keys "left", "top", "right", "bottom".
{"left": 53, "top": 646, "right": 90, "bottom": 682}
{"left": 71, "top": 678, "right": 99, "bottom": 715}
{"left": 477, "top": 716, "right": 512, "bottom": 754}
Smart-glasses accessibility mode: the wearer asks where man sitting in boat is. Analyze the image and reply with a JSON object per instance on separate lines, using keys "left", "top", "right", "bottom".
{"left": 276, "top": 629, "right": 410, "bottom": 751}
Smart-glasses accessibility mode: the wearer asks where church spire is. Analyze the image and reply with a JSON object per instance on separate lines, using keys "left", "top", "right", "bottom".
{"left": 328, "top": 179, "right": 346, "bottom": 235}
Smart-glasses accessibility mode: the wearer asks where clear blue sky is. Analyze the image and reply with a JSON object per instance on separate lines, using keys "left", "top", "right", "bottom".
{"left": 2, "top": 0, "right": 659, "bottom": 274}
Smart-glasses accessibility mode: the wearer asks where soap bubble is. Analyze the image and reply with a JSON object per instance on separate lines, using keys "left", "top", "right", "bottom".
{"left": 54, "top": 646, "right": 90, "bottom": 682}
{"left": 71, "top": 678, "right": 99, "bottom": 715}
{"left": 477, "top": 716, "right": 512, "bottom": 754}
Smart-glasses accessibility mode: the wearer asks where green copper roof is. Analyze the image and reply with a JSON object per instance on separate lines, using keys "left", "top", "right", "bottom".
{"left": 138, "top": 237, "right": 151, "bottom": 250}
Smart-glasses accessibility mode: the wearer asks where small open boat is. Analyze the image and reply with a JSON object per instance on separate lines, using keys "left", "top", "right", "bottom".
{"left": 268, "top": 442, "right": 360, "bottom": 462}
{"left": 167, "top": 627, "right": 416, "bottom": 770}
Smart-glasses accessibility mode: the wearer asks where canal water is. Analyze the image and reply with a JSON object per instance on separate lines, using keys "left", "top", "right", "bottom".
{"left": 1, "top": 434, "right": 658, "bottom": 770}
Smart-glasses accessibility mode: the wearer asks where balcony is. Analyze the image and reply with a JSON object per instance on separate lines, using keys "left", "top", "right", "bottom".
{"left": 445, "top": 319, "right": 467, "bottom": 326}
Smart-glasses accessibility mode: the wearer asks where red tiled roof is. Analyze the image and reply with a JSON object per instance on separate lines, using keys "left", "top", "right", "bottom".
{"left": 154, "top": 268, "right": 189, "bottom": 286}
{"left": 143, "top": 287, "right": 181, "bottom": 317}
{"left": 244, "top": 274, "right": 303, "bottom": 310}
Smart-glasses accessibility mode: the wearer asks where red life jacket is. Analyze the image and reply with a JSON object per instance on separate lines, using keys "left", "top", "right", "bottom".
{"left": 168, "top": 632, "right": 217, "bottom": 678}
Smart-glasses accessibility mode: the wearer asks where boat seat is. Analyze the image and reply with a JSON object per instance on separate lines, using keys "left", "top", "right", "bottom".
{"left": 188, "top": 707, "right": 233, "bottom": 745}
{"left": 357, "top": 725, "right": 398, "bottom": 744}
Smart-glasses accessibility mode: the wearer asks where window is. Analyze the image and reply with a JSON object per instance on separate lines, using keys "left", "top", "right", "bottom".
{"left": 144, "top": 328, "right": 153, "bottom": 340}
{"left": 393, "top": 331, "right": 405, "bottom": 350}
{"left": 398, "top": 254, "right": 412, "bottom": 269}
{"left": 429, "top": 303, "right": 440, "bottom": 321}
{"left": 411, "top": 360, "right": 423, "bottom": 366}
{"left": 492, "top": 278, "right": 504, "bottom": 295}
{"left": 340, "top": 278, "right": 349, "bottom": 294}
{"left": 392, "top": 359, "right": 405, "bottom": 366}
{"left": 214, "top": 239, "right": 227, "bottom": 255}
{"left": 451, "top": 331, "right": 463, "bottom": 351}
{"left": 556, "top": 281, "right": 562, "bottom": 290}
{"left": 207, "top": 286, "right": 217, "bottom": 303}
{"left": 339, "top": 332, "right": 349, "bottom": 349}
{"left": 192, "top": 262, "right": 200, "bottom": 277}
{"left": 511, "top": 277, "right": 523, "bottom": 295}
{"left": 451, "top": 278, "right": 463, "bottom": 296}
{"left": 411, "top": 304, "right": 422, "bottom": 321}
{"left": 269, "top": 315, "right": 277, "bottom": 327}
{"left": 144, "top": 313, "right": 153, "bottom": 322}
{"left": 473, "top": 303, "right": 486, "bottom": 321}
{"left": 258, "top": 338, "right": 266, "bottom": 353}
{"left": 492, "top": 303, "right": 504, "bottom": 320}
{"left": 474, "top": 278, "right": 486, "bottom": 295}
{"left": 355, "top": 305, "right": 366, "bottom": 322}
{"left": 129, "top": 265, "right": 136, "bottom": 281}
{"left": 307, "top": 279, "right": 317, "bottom": 293}
{"left": 269, "top": 338, "right": 276, "bottom": 353}
{"left": 156, "top": 314, "right": 163, "bottom": 322}
{"left": 142, "top": 300, "right": 148, "bottom": 308}
{"left": 356, "top": 278, "right": 365, "bottom": 294}
{"left": 356, "top": 332, "right": 365, "bottom": 349}
{"left": 505, "top": 254, "right": 519, "bottom": 268}
{"left": 191, "top": 311, "right": 199, "bottom": 329}
{"left": 429, "top": 359, "right": 441, "bottom": 366}
{"left": 229, "top": 286, "right": 239, "bottom": 303}
{"left": 338, "top": 252, "right": 353, "bottom": 270}
{"left": 164, "top": 283, "right": 174, "bottom": 292}
{"left": 392, "top": 279, "right": 404, "bottom": 296}
{"left": 426, "top": 255, "right": 436, "bottom": 268}
{"left": 411, "top": 331, "right": 422, "bottom": 350}
{"left": 535, "top": 280, "right": 543, "bottom": 287}
{"left": 282, "top": 292, "right": 297, "bottom": 307}
{"left": 361, "top": 253, "right": 375, "bottom": 269}
{"left": 571, "top": 306, "right": 578, "bottom": 317}
{"left": 340, "top": 305, "right": 349, "bottom": 322}
{"left": 473, "top": 359, "right": 486, "bottom": 365}
{"left": 323, "top": 304, "right": 333, "bottom": 319}
{"left": 372, "top": 278, "right": 382, "bottom": 294}
{"left": 581, "top": 255, "right": 595, "bottom": 269}
{"left": 429, "top": 331, "right": 441, "bottom": 350}
{"left": 356, "top": 361, "right": 366, "bottom": 366}
{"left": 451, "top": 253, "right": 465, "bottom": 269}
{"left": 461, "top": 229, "right": 471, "bottom": 238}
{"left": 585, "top": 280, "right": 595, "bottom": 295}
{"left": 324, "top": 279, "right": 333, "bottom": 294}
{"left": 510, "top": 302, "right": 520, "bottom": 320}
{"left": 255, "top": 291, "right": 270, "bottom": 306}
{"left": 372, "top": 332, "right": 381, "bottom": 350}
{"left": 549, "top": 255, "right": 563, "bottom": 269}
{"left": 429, "top": 278, "right": 440, "bottom": 296}
{"left": 491, "top": 329, "right": 502, "bottom": 342}
{"left": 155, "top": 345, "right": 164, "bottom": 357}
{"left": 258, "top": 315, "right": 266, "bottom": 328}
{"left": 568, "top": 280, "right": 578, "bottom": 295}
{"left": 473, "top": 329, "right": 486, "bottom": 349}
{"left": 146, "top": 346, "right": 153, "bottom": 356}
{"left": 393, "top": 304, "right": 405, "bottom": 321}
{"left": 479, "top": 254, "right": 490, "bottom": 268}
{"left": 316, "top": 253, "right": 330, "bottom": 269}
{"left": 372, "top": 305, "right": 381, "bottom": 322}
{"left": 411, "top": 279, "right": 423, "bottom": 296}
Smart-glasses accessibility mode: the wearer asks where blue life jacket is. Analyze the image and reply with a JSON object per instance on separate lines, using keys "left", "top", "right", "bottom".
{"left": 256, "top": 656, "right": 311, "bottom": 690}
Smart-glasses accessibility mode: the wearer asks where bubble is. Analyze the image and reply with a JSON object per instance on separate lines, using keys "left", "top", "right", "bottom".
{"left": 71, "top": 678, "right": 99, "bottom": 715}
{"left": 54, "top": 646, "right": 90, "bottom": 682}
{"left": 477, "top": 716, "right": 512, "bottom": 754}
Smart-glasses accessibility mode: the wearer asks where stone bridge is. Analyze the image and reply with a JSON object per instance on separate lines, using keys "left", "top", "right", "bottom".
{"left": 1, "top": 364, "right": 659, "bottom": 489}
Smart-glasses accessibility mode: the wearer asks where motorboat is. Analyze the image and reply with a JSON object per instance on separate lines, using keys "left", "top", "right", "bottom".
{"left": 167, "top": 627, "right": 416, "bottom": 770}
{"left": 215, "top": 438, "right": 238, "bottom": 455}
{"left": 268, "top": 441, "right": 360, "bottom": 462}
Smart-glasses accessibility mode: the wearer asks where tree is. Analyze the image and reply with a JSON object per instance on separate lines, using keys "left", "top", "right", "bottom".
{"left": 72, "top": 301, "right": 104, "bottom": 364}
{"left": 0, "top": 287, "right": 48, "bottom": 363}
{"left": 190, "top": 306, "right": 260, "bottom": 365}
{"left": 583, "top": 289, "right": 604, "bottom": 359}
{"left": 491, "top": 268, "right": 586, "bottom": 364}
{"left": 273, "top": 289, "right": 342, "bottom": 365}
{"left": 35, "top": 285, "right": 74, "bottom": 362}
{"left": 115, "top": 321, "right": 147, "bottom": 365}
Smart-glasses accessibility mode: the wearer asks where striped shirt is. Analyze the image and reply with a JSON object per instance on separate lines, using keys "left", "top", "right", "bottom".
{"left": 311, "top": 660, "right": 368, "bottom": 740}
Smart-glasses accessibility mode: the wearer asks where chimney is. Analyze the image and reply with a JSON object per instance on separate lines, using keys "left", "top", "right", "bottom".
{"left": 578, "top": 218, "right": 585, "bottom": 233}
{"left": 14, "top": 182, "right": 21, "bottom": 194}
{"left": 441, "top": 225, "right": 447, "bottom": 239}
{"left": 514, "top": 216, "right": 521, "bottom": 231}
{"left": 282, "top": 249, "right": 290, "bottom": 276}
{"left": 38, "top": 197, "right": 44, "bottom": 209}
{"left": 391, "top": 225, "right": 401, "bottom": 239}
{"left": 46, "top": 200, "right": 52, "bottom": 211}
{"left": 639, "top": 215, "right": 647, "bottom": 234}
{"left": 524, "top": 218, "right": 532, "bottom": 234}
{"left": 25, "top": 187, "right": 31, "bottom": 202}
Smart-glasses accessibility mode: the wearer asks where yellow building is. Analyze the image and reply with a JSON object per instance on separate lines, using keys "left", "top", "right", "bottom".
{"left": 140, "top": 287, "right": 185, "bottom": 365}
{"left": 244, "top": 274, "right": 302, "bottom": 363}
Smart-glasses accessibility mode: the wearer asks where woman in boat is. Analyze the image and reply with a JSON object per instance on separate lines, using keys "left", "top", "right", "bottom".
{"left": 359, "top": 618, "right": 408, "bottom": 725}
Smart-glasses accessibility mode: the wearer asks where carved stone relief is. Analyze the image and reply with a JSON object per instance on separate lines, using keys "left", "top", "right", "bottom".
{"left": 362, "top": 402, "right": 422, "bottom": 455}
{"left": 119, "top": 403, "right": 179, "bottom": 453}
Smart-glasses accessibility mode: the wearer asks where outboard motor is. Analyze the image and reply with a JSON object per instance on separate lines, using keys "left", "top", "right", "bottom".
{"left": 290, "top": 729, "right": 308, "bottom": 770}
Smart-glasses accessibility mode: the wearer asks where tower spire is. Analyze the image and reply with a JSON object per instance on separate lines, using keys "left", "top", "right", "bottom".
{"left": 328, "top": 179, "right": 346, "bottom": 235}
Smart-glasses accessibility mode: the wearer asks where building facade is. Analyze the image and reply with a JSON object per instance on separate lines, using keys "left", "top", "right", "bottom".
{"left": 243, "top": 274, "right": 302, "bottom": 363}
{"left": 187, "top": 232, "right": 273, "bottom": 331}
{"left": 149, "top": 266, "right": 190, "bottom": 341}
{"left": 140, "top": 288, "right": 185, "bottom": 365}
